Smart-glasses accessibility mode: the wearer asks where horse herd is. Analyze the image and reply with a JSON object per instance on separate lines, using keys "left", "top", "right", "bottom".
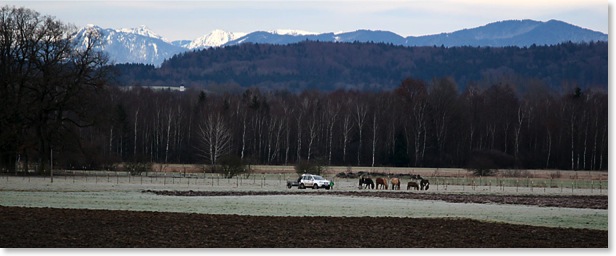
{"left": 358, "top": 176, "right": 430, "bottom": 190}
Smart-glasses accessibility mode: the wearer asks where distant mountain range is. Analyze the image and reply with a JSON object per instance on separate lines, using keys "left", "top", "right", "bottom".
{"left": 74, "top": 19, "right": 608, "bottom": 66}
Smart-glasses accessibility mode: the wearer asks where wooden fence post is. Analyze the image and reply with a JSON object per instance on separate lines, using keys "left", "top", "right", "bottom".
{"left": 530, "top": 181, "right": 533, "bottom": 192}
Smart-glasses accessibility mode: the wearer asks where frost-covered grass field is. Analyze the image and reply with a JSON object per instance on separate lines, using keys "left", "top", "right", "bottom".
{"left": 0, "top": 173, "right": 608, "bottom": 231}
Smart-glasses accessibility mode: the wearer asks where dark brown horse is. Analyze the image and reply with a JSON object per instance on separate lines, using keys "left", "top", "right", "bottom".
{"left": 375, "top": 177, "right": 388, "bottom": 190}
{"left": 407, "top": 181, "right": 419, "bottom": 190}
{"left": 390, "top": 177, "right": 401, "bottom": 190}
{"left": 359, "top": 176, "right": 375, "bottom": 189}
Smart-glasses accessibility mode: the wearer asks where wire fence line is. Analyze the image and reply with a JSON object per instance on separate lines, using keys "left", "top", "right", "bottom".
{"left": 0, "top": 171, "right": 290, "bottom": 189}
{"left": 0, "top": 170, "right": 608, "bottom": 196}
{"left": 427, "top": 175, "right": 607, "bottom": 189}
{"left": 423, "top": 176, "right": 607, "bottom": 194}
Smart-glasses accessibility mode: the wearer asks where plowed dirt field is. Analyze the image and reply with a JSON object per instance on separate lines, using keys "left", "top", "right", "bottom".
{"left": 0, "top": 191, "right": 608, "bottom": 248}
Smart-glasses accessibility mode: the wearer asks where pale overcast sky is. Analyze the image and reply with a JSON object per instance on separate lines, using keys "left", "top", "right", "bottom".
{"left": 6, "top": 0, "right": 609, "bottom": 41}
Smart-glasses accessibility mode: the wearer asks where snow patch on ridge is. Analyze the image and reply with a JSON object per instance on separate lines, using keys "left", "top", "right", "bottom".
{"left": 268, "top": 29, "right": 319, "bottom": 36}
{"left": 187, "top": 29, "right": 247, "bottom": 49}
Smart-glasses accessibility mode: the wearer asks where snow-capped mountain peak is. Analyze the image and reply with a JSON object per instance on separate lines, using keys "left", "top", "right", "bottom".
{"left": 187, "top": 29, "right": 247, "bottom": 49}
{"left": 119, "top": 25, "right": 169, "bottom": 42}
{"left": 73, "top": 25, "right": 185, "bottom": 67}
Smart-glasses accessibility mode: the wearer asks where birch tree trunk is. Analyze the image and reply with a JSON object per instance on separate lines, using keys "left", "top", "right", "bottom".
{"left": 165, "top": 110, "right": 173, "bottom": 163}
{"left": 413, "top": 101, "right": 426, "bottom": 166}
{"left": 325, "top": 101, "right": 339, "bottom": 165}
{"left": 240, "top": 114, "right": 246, "bottom": 160}
{"left": 133, "top": 108, "right": 139, "bottom": 160}
{"left": 295, "top": 112, "right": 303, "bottom": 162}
{"left": 354, "top": 103, "right": 367, "bottom": 166}
{"left": 342, "top": 113, "right": 353, "bottom": 165}
{"left": 371, "top": 112, "right": 377, "bottom": 167}
{"left": 514, "top": 104, "right": 526, "bottom": 167}
{"left": 307, "top": 120, "right": 316, "bottom": 162}
{"left": 109, "top": 126, "right": 113, "bottom": 155}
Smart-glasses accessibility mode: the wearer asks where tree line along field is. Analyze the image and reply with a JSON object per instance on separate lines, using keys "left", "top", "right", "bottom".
{"left": 43, "top": 80, "right": 606, "bottom": 171}
{"left": 154, "top": 163, "right": 608, "bottom": 181}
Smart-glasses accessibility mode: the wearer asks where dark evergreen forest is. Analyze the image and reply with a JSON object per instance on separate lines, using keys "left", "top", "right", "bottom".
{"left": 112, "top": 41, "right": 607, "bottom": 93}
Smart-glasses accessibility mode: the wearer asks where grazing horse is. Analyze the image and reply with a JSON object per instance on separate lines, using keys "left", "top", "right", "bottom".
{"left": 359, "top": 176, "right": 375, "bottom": 189}
{"left": 420, "top": 179, "right": 430, "bottom": 190}
{"left": 390, "top": 177, "right": 401, "bottom": 190}
{"left": 407, "top": 181, "right": 419, "bottom": 190}
{"left": 375, "top": 177, "right": 388, "bottom": 190}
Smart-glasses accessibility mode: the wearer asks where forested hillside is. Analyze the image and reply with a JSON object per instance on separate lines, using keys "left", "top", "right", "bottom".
{"left": 112, "top": 41, "right": 607, "bottom": 92}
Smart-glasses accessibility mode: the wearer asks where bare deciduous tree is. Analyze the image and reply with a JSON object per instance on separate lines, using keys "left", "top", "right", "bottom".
{"left": 197, "top": 114, "right": 232, "bottom": 165}
{"left": 354, "top": 101, "right": 368, "bottom": 166}
{"left": 0, "top": 6, "right": 108, "bottom": 173}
